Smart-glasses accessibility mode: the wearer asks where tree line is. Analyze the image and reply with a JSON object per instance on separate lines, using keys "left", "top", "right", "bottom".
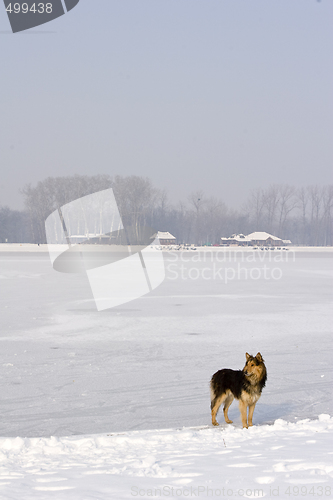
{"left": 0, "top": 175, "right": 332, "bottom": 246}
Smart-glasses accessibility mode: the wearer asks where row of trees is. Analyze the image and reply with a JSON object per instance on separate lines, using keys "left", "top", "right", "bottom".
{"left": 244, "top": 184, "right": 333, "bottom": 246}
{"left": 0, "top": 175, "right": 332, "bottom": 246}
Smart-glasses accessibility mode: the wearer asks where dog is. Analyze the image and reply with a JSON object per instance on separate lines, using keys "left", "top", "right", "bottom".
{"left": 210, "top": 352, "right": 267, "bottom": 428}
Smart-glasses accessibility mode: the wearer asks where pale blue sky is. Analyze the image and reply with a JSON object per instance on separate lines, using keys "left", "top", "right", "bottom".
{"left": 1, "top": 0, "right": 332, "bottom": 210}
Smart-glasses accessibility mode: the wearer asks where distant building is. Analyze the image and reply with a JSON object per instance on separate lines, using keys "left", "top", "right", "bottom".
{"left": 220, "top": 234, "right": 252, "bottom": 246}
{"left": 155, "top": 231, "right": 176, "bottom": 245}
{"left": 246, "top": 232, "right": 284, "bottom": 246}
{"left": 221, "top": 231, "right": 289, "bottom": 247}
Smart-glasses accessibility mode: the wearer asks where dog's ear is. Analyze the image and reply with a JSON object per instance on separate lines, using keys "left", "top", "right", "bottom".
{"left": 245, "top": 352, "right": 250, "bottom": 361}
{"left": 256, "top": 352, "right": 263, "bottom": 362}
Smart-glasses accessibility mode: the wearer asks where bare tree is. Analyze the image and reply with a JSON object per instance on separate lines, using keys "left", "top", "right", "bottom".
{"left": 112, "top": 175, "right": 159, "bottom": 241}
{"left": 296, "top": 186, "right": 310, "bottom": 244}
{"left": 187, "top": 191, "right": 207, "bottom": 245}
{"left": 153, "top": 189, "right": 169, "bottom": 231}
{"left": 201, "top": 197, "right": 228, "bottom": 245}
{"left": 308, "top": 185, "right": 324, "bottom": 246}
{"left": 262, "top": 184, "right": 280, "bottom": 233}
{"left": 172, "top": 201, "right": 193, "bottom": 244}
{"left": 277, "top": 185, "right": 297, "bottom": 237}
{"left": 322, "top": 185, "right": 333, "bottom": 246}
{"left": 242, "top": 188, "right": 265, "bottom": 230}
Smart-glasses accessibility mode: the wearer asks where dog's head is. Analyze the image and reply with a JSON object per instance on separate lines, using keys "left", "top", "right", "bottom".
{"left": 243, "top": 352, "right": 266, "bottom": 384}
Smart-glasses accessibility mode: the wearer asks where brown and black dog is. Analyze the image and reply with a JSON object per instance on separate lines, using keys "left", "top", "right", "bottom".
{"left": 210, "top": 353, "right": 267, "bottom": 428}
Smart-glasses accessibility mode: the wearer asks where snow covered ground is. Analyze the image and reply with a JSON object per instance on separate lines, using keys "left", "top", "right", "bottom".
{"left": 0, "top": 245, "right": 332, "bottom": 498}
{"left": 1, "top": 416, "right": 333, "bottom": 499}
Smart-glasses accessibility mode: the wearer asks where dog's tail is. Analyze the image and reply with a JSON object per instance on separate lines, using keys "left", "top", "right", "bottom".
{"left": 210, "top": 379, "right": 216, "bottom": 410}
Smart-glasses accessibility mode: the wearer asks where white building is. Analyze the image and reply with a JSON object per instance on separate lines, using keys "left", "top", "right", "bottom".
{"left": 246, "top": 232, "right": 284, "bottom": 246}
{"left": 220, "top": 234, "right": 252, "bottom": 246}
{"left": 221, "top": 231, "right": 290, "bottom": 247}
{"left": 155, "top": 231, "right": 176, "bottom": 245}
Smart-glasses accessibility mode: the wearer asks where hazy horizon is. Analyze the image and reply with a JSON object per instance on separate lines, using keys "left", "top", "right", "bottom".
{"left": 1, "top": 0, "right": 332, "bottom": 211}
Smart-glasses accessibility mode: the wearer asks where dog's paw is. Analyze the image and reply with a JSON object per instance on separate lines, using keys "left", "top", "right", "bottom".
{"left": 225, "top": 419, "right": 233, "bottom": 424}
{"left": 212, "top": 421, "right": 219, "bottom": 426}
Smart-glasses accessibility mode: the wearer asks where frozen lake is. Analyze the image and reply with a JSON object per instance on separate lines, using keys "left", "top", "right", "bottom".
{"left": 1, "top": 245, "right": 332, "bottom": 438}
{"left": 0, "top": 245, "right": 332, "bottom": 499}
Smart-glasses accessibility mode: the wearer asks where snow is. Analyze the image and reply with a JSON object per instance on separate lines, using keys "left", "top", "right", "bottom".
{"left": 1, "top": 416, "right": 332, "bottom": 499}
{"left": 0, "top": 245, "right": 332, "bottom": 498}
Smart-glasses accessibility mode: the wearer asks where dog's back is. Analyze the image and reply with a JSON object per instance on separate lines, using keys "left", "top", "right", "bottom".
{"left": 210, "top": 369, "right": 245, "bottom": 409}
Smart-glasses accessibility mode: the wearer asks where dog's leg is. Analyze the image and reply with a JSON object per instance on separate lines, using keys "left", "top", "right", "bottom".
{"left": 211, "top": 395, "right": 224, "bottom": 426}
{"left": 239, "top": 400, "right": 248, "bottom": 428}
{"left": 248, "top": 403, "right": 256, "bottom": 427}
{"left": 223, "top": 394, "right": 234, "bottom": 424}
